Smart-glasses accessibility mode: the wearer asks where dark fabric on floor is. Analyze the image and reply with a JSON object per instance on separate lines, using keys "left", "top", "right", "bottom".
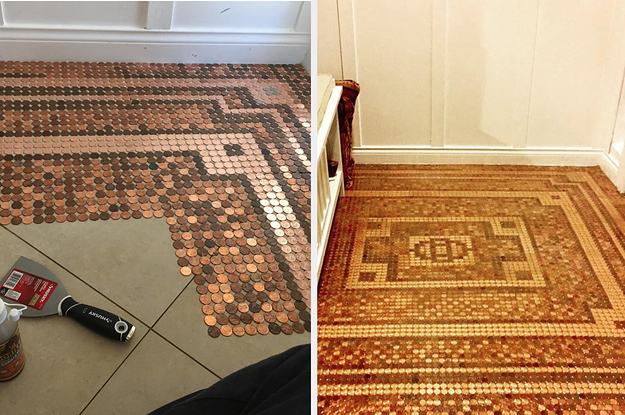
{"left": 148, "top": 344, "right": 311, "bottom": 415}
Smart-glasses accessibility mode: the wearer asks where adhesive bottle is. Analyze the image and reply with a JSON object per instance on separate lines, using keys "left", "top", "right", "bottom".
{"left": 0, "top": 300, "right": 26, "bottom": 381}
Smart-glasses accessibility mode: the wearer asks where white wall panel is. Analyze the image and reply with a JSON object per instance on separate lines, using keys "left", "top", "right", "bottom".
{"left": 171, "top": 1, "right": 303, "bottom": 32}
{"left": 0, "top": 1, "right": 310, "bottom": 64}
{"left": 526, "top": 0, "right": 615, "bottom": 149}
{"left": 444, "top": 0, "right": 538, "bottom": 148}
{"left": 350, "top": 0, "right": 432, "bottom": 147}
{"left": 318, "top": 0, "right": 342, "bottom": 78}
{"left": 2, "top": 1, "right": 147, "bottom": 29}
{"left": 325, "top": 0, "right": 623, "bottom": 172}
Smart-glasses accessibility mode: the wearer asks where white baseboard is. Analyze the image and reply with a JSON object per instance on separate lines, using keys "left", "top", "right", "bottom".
{"left": 353, "top": 146, "right": 607, "bottom": 166}
{"left": 353, "top": 146, "right": 624, "bottom": 191}
{"left": 599, "top": 150, "right": 619, "bottom": 185}
{"left": 0, "top": 26, "right": 310, "bottom": 63}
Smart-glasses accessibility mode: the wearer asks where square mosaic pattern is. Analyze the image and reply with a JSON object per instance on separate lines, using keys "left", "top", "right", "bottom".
{"left": 0, "top": 62, "right": 311, "bottom": 338}
{"left": 318, "top": 165, "right": 625, "bottom": 414}
{"left": 353, "top": 216, "right": 542, "bottom": 288}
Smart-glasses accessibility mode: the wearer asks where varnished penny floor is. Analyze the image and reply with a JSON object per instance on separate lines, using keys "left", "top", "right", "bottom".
{"left": 0, "top": 62, "right": 310, "bottom": 415}
{"left": 318, "top": 165, "right": 625, "bottom": 414}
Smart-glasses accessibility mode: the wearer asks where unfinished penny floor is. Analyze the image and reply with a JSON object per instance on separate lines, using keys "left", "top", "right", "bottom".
{"left": 0, "top": 62, "right": 310, "bottom": 415}
{"left": 318, "top": 165, "right": 625, "bottom": 414}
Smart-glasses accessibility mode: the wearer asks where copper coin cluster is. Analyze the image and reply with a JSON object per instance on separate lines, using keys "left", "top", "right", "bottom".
{"left": 318, "top": 165, "right": 625, "bottom": 413}
{"left": 0, "top": 61, "right": 311, "bottom": 338}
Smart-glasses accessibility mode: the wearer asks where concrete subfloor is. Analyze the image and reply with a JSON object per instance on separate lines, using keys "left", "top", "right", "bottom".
{"left": 0, "top": 219, "right": 310, "bottom": 415}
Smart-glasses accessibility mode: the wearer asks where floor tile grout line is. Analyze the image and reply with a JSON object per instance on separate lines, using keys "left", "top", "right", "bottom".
{"left": 77, "top": 329, "right": 150, "bottom": 415}
{"left": 151, "top": 329, "right": 223, "bottom": 380}
{"left": 147, "top": 275, "right": 226, "bottom": 379}
{"left": 150, "top": 272, "right": 195, "bottom": 331}
{"left": 2, "top": 225, "right": 224, "bottom": 406}
{"left": 0, "top": 224, "right": 150, "bottom": 329}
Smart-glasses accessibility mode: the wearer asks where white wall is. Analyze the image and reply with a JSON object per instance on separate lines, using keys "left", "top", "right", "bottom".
{"left": 322, "top": 0, "right": 625, "bottom": 187}
{"left": 318, "top": 0, "right": 342, "bottom": 78}
{"left": 0, "top": 1, "right": 311, "bottom": 64}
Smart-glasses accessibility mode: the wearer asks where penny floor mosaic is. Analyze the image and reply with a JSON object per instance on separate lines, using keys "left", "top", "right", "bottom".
{"left": 318, "top": 165, "right": 625, "bottom": 414}
{"left": 0, "top": 62, "right": 310, "bottom": 414}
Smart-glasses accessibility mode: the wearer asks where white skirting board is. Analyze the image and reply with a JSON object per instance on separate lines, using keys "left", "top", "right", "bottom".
{"left": 0, "top": 27, "right": 310, "bottom": 63}
{"left": 353, "top": 146, "right": 622, "bottom": 190}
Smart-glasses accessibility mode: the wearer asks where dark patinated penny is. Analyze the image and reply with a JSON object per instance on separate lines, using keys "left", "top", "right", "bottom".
{"left": 292, "top": 322, "right": 305, "bottom": 334}
{"left": 281, "top": 323, "right": 293, "bottom": 335}
{"left": 299, "top": 310, "right": 311, "bottom": 321}
{"left": 240, "top": 313, "right": 253, "bottom": 324}
{"left": 268, "top": 322, "right": 281, "bottom": 335}
{"left": 208, "top": 327, "right": 221, "bottom": 338}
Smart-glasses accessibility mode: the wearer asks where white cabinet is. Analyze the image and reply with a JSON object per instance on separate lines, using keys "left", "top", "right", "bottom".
{"left": 316, "top": 82, "right": 344, "bottom": 282}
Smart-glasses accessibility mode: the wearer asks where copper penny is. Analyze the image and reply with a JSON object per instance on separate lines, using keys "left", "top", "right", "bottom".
{"left": 276, "top": 312, "right": 288, "bottom": 323}
{"left": 180, "top": 267, "right": 192, "bottom": 276}
{"left": 211, "top": 293, "right": 223, "bottom": 303}
{"left": 281, "top": 323, "right": 293, "bottom": 335}
{"left": 244, "top": 324, "right": 257, "bottom": 335}
{"left": 261, "top": 302, "right": 272, "bottom": 313}
{"left": 202, "top": 304, "right": 214, "bottom": 315}
{"left": 199, "top": 294, "right": 211, "bottom": 305}
{"left": 213, "top": 304, "right": 226, "bottom": 314}
{"left": 204, "top": 315, "right": 217, "bottom": 326}
{"left": 252, "top": 313, "right": 264, "bottom": 323}
{"left": 222, "top": 293, "right": 234, "bottom": 303}
{"left": 237, "top": 303, "right": 249, "bottom": 313}
{"left": 287, "top": 311, "right": 300, "bottom": 322}
{"left": 196, "top": 285, "right": 208, "bottom": 294}
{"left": 220, "top": 325, "right": 233, "bottom": 337}
{"left": 232, "top": 325, "right": 245, "bottom": 337}
{"left": 257, "top": 323, "right": 269, "bottom": 335}
{"left": 268, "top": 292, "right": 280, "bottom": 302}
{"left": 216, "top": 314, "right": 229, "bottom": 325}
{"left": 292, "top": 322, "right": 305, "bottom": 334}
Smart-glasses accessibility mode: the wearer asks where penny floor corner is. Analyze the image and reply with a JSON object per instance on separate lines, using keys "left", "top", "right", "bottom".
{"left": 0, "top": 62, "right": 311, "bottom": 415}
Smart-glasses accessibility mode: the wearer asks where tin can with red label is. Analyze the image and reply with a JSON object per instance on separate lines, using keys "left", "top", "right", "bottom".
{"left": 0, "top": 301, "right": 26, "bottom": 381}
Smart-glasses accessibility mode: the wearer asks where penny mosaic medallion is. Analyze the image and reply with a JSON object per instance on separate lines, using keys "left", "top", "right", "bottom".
{"left": 318, "top": 165, "right": 625, "bottom": 413}
{"left": 0, "top": 62, "right": 311, "bottom": 337}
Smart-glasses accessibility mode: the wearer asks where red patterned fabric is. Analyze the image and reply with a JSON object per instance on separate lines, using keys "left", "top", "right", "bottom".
{"left": 335, "top": 80, "right": 360, "bottom": 189}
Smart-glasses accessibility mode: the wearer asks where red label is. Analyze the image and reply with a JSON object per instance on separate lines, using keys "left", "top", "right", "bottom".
{"left": 0, "top": 326, "right": 25, "bottom": 381}
{"left": 0, "top": 269, "right": 57, "bottom": 310}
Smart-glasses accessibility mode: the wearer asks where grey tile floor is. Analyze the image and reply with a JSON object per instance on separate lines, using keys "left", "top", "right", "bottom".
{"left": 0, "top": 219, "right": 310, "bottom": 415}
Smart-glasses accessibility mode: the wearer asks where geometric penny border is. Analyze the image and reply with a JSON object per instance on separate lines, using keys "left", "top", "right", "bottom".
{"left": 0, "top": 62, "right": 311, "bottom": 338}
{"left": 318, "top": 167, "right": 625, "bottom": 413}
